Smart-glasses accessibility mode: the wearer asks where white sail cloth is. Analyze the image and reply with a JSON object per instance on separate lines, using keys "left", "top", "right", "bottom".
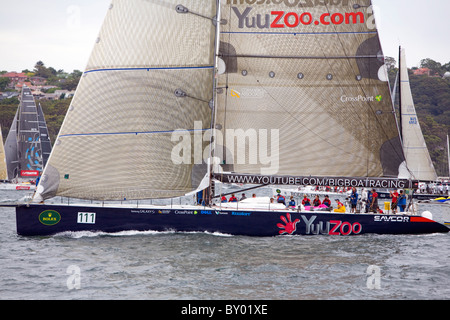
{"left": 37, "top": 0, "right": 217, "bottom": 200}
{"left": 399, "top": 48, "right": 437, "bottom": 181}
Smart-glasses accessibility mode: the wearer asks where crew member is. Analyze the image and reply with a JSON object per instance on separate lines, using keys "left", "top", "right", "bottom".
{"left": 288, "top": 196, "right": 296, "bottom": 209}
{"left": 302, "top": 195, "right": 311, "bottom": 206}
{"left": 322, "top": 195, "right": 331, "bottom": 208}
{"left": 350, "top": 187, "right": 358, "bottom": 213}
{"left": 334, "top": 199, "right": 346, "bottom": 213}
{"left": 312, "top": 195, "right": 321, "bottom": 207}
{"left": 277, "top": 193, "right": 286, "bottom": 206}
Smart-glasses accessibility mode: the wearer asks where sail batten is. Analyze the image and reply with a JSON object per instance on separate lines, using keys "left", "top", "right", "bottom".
{"left": 84, "top": 65, "right": 215, "bottom": 74}
{"left": 220, "top": 54, "right": 379, "bottom": 59}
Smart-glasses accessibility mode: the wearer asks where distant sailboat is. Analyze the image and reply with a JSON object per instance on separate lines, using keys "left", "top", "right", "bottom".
{"left": 398, "top": 47, "right": 437, "bottom": 182}
{"left": 8, "top": 0, "right": 448, "bottom": 236}
{"left": 1, "top": 86, "right": 52, "bottom": 191}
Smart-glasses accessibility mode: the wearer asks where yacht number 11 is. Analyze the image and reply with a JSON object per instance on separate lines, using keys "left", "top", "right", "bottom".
{"left": 77, "top": 212, "right": 96, "bottom": 224}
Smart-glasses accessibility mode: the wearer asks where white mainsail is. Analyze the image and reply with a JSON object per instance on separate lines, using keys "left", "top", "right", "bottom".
{"left": 215, "top": 0, "right": 404, "bottom": 178}
{"left": 399, "top": 48, "right": 437, "bottom": 181}
{"left": 37, "top": 0, "right": 217, "bottom": 200}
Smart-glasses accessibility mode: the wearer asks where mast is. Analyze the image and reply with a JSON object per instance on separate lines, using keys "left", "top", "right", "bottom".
{"left": 208, "top": 0, "right": 222, "bottom": 205}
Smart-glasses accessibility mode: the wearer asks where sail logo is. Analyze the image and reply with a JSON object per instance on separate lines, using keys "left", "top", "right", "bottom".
{"left": 409, "top": 117, "right": 418, "bottom": 125}
{"left": 227, "top": 0, "right": 352, "bottom": 7}
{"left": 278, "top": 214, "right": 363, "bottom": 235}
{"left": 39, "top": 210, "right": 61, "bottom": 226}
{"left": 21, "top": 170, "right": 40, "bottom": 177}
{"left": 278, "top": 213, "right": 300, "bottom": 235}
{"left": 230, "top": 90, "right": 241, "bottom": 98}
{"left": 232, "top": 88, "right": 265, "bottom": 98}
{"left": 340, "top": 95, "right": 381, "bottom": 103}
{"left": 232, "top": 6, "right": 368, "bottom": 29}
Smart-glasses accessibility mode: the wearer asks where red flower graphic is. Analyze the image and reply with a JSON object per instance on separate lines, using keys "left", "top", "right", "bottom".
{"left": 278, "top": 213, "right": 300, "bottom": 235}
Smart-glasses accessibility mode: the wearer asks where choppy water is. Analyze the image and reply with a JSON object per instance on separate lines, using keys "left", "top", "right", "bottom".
{"left": 0, "top": 190, "right": 449, "bottom": 300}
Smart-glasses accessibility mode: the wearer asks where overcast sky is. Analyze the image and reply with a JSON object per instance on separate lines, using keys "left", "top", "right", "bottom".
{"left": 0, "top": 0, "right": 448, "bottom": 72}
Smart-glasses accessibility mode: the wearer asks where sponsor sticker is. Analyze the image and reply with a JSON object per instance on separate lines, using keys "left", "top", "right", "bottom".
{"left": 39, "top": 210, "right": 61, "bottom": 226}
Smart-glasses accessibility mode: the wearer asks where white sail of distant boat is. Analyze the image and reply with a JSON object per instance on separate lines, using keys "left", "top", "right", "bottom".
{"left": 2, "top": 86, "right": 51, "bottom": 190}
{"left": 399, "top": 48, "right": 437, "bottom": 181}
{"left": 0, "top": 125, "right": 7, "bottom": 180}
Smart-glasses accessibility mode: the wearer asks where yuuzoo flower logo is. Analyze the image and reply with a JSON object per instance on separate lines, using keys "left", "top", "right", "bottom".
{"left": 39, "top": 210, "right": 61, "bottom": 226}
{"left": 375, "top": 95, "right": 383, "bottom": 102}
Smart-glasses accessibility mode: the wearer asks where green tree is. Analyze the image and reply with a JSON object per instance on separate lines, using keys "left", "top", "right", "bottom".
{"left": 0, "top": 77, "right": 10, "bottom": 91}
{"left": 420, "top": 58, "right": 443, "bottom": 76}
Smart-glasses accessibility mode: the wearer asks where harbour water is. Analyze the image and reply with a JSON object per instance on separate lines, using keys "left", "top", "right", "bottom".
{"left": 0, "top": 190, "right": 449, "bottom": 300}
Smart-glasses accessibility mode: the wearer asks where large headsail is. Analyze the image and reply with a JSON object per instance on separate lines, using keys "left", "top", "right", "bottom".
{"left": 37, "top": 0, "right": 217, "bottom": 201}
{"left": 214, "top": 0, "right": 404, "bottom": 180}
{"left": 399, "top": 47, "right": 437, "bottom": 181}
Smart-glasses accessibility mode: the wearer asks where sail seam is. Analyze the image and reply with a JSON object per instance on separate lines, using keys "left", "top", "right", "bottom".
{"left": 59, "top": 128, "right": 209, "bottom": 138}
{"left": 220, "top": 54, "right": 378, "bottom": 59}
{"left": 84, "top": 66, "right": 215, "bottom": 74}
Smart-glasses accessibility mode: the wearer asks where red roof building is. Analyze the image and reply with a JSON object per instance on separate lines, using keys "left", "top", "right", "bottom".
{"left": 413, "top": 68, "right": 431, "bottom": 76}
{"left": 1, "top": 72, "right": 27, "bottom": 85}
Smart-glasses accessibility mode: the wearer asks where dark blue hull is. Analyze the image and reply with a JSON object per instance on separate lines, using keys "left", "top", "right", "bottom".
{"left": 15, "top": 204, "right": 449, "bottom": 237}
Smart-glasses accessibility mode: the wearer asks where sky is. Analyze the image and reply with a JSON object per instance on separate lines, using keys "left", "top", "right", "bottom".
{"left": 0, "top": 0, "right": 449, "bottom": 72}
